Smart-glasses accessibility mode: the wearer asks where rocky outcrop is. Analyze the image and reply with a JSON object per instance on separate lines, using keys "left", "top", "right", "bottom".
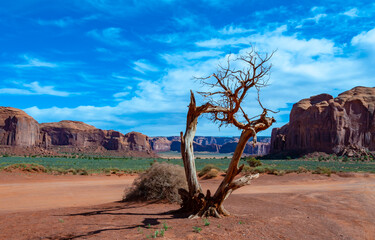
{"left": 0, "top": 107, "right": 155, "bottom": 157}
{"left": 220, "top": 141, "right": 270, "bottom": 155}
{"left": 40, "top": 121, "right": 103, "bottom": 148}
{"left": 271, "top": 86, "right": 375, "bottom": 156}
{"left": 0, "top": 107, "right": 39, "bottom": 147}
{"left": 40, "top": 121, "right": 153, "bottom": 155}
{"left": 149, "top": 137, "right": 172, "bottom": 152}
{"left": 151, "top": 136, "right": 271, "bottom": 155}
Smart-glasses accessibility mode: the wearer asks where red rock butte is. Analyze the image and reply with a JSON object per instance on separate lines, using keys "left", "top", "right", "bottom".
{"left": 271, "top": 86, "right": 375, "bottom": 156}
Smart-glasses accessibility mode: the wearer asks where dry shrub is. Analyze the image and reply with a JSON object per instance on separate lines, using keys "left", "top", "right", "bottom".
{"left": 203, "top": 168, "right": 219, "bottom": 179}
{"left": 123, "top": 162, "right": 187, "bottom": 203}
{"left": 198, "top": 164, "right": 220, "bottom": 177}
{"left": 297, "top": 166, "right": 308, "bottom": 174}
{"left": 3, "top": 163, "right": 46, "bottom": 173}
{"left": 336, "top": 172, "right": 355, "bottom": 178}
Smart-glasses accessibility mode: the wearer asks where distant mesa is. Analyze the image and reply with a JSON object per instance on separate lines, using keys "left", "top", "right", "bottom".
{"left": 149, "top": 136, "right": 271, "bottom": 155}
{"left": 0, "top": 107, "right": 154, "bottom": 157}
{"left": 270, "top": 86, "right": 375, "bottom": 157}
{"left": 0, "top": 106, "right": 271, "bottom": 157}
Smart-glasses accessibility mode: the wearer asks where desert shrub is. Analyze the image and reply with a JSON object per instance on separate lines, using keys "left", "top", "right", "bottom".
{"left": 124, "top": 162, "right": 187, "bottom": 203}
{"left": 297, "top": 166, "right": 308, "bottom": 174}
{"left": 242, "top": 165, "right": 252, "bottom": 173}
{"left": 203, "top": 168, "right": 219, "bottom": 179}
{"left": 198, "top": 164, "right": 220, "bottom": 177}
{"left": 274, "top": 170, "right": 286, "bottom": 176}
{"left": 336, "top": 172, "right": 355, "bottom": 178}
{"left": 246, "top": 157, "right": 262, "bottom": 167}
{"left": 67, "top": 168, "right": 77, "bottom": 175}
{"left": 312, "top": 167, "right": 333, "bottom": 176}
{"left": 77, "top": 169, "right": 89, "bottom": 175}
{"left": 3, "top": 163, "right": 46, "bottom": 173}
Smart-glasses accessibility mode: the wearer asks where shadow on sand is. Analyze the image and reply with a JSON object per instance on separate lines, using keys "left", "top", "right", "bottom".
{"left": 48, "top": 201, "right": 188, "bottom": 239}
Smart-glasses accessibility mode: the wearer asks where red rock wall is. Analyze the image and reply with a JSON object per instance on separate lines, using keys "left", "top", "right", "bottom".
{"left": 0, "top": 107, "right": 39, "bottom": 147}
{"left": 271, "top": 86, "right": 375, "bottom": 155}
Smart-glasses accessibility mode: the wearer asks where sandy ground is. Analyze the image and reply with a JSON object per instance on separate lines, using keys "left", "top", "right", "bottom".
{"left": 0, "top": 172, "right": 374, "bottom": 239}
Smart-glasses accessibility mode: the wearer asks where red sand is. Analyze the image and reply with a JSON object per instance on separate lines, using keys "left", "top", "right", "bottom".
{"left": 0, "top": 172, "right": 374, "bottom": 239}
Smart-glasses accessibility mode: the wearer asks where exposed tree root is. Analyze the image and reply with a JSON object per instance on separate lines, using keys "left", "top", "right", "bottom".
{"left": 179, "top": 173, "right": 259, "bottom": 218}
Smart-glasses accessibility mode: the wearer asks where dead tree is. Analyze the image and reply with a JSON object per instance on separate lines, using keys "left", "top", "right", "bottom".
{"left": 179, "top": 49, "right": 276, "bottom": 218}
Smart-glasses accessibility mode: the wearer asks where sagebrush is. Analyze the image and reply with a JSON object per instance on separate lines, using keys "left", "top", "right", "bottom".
{"left": 123, "top": 162, "right": 187, "bottom": 203}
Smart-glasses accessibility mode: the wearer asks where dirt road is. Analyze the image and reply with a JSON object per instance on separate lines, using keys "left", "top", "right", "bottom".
{"left": 0, "top": 174, "right": 134, "bottom": 213}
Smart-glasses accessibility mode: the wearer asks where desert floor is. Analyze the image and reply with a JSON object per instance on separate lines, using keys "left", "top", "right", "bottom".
{"left": 0, "top": 172, "right": 374, "bottom": 240}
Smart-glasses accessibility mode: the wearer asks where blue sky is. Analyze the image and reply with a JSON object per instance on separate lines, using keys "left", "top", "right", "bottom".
{"left": 0, "top": 0, "right": 374, "bottom": 136}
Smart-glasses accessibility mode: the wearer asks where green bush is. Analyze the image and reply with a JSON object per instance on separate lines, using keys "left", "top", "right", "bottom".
{"left": 242, "top": 165, "right": 252, "bottom": 173}
{"left": 312, "top": 167, "right": 333, "bottom": 176}
{"left": 246, "top": 157, "right": 262, "bottom": 167}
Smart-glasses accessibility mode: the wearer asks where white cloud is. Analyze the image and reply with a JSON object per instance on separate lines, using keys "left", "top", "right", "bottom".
{"left": 161, "top": 50, "right": 224, "bottom": 66}
{"left": 113, "top": 91, "right": 129, "bottom": 98}
{"left": 306, "top": 13, "right": 327, "bottom": 23}
{"left": 133, "top": 59, "right": 158, "bottom": 73}
{"left": 25, "top": 105, "right": 137, "bottom": 128}
{"left": 342, "top": 8, "right": 359, "bottom": 18}
{"left": 219, "top": 25, "right": 254, "bottom": 35}
{"left": 0, "top": 81, "right": 71, "bottom": 96}
{"left": 87, "top": 27, "right": 130, "bottom": 46}
{"left": 14, "top": 55, "right": 58, "bottom": 68}
{"left": 351, "top": 27, "right": 375, "bottom": 50}
{"left": 21, "top": 24, "right": 375, "bottom": 136}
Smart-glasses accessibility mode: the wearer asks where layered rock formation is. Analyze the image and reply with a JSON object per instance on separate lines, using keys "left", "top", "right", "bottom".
{"left": 0, "top": 107, "right": 154, "bottom": 157}
{"left": 271, "top": 86, "right": 375, "bottom": 156}
{"left": 0, "top": 106, "right": 271, "bottom": 156}
{"left": 40, "top": 121, "right": 153, "bottom": 155}
{"left": 149, "top": 136, "right": 271, "bottom": 155}
{"left": 220, "top": 141, "right": 270, "bottom": 155}
{"left": 0, "top": 107, "right": 39, "bottom": 147}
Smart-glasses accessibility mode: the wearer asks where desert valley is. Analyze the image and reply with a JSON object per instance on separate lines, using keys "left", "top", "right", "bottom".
{"left": 0, "top": 86, "right": 374, "bottom": 239}
{"left": 1, "top": 1, "right": 375, "bottom": 239}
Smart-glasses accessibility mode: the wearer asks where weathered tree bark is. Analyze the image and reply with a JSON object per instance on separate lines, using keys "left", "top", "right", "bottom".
{"left": 179, "top": 92, "right": 262, "bottom": 218}
{"left": 179, "top": 91, "right": 208, "bottom": 213}
{"left": 179, "top": 49, "right": 276, "bottom": 218}
{"left": 187, "top": 129, "right": 259, "bottom": 219}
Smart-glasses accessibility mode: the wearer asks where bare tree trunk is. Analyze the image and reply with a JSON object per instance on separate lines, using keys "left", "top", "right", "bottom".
{"left": 179, "top": 92, "right": 205, "bottom": 212}
{"left": 179, "top": 92, "right": 261, "bottom": 218}
{"left": 187, "top": 129, "right": 259, "bottom": 219}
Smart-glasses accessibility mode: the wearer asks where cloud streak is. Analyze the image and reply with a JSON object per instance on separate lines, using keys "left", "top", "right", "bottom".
{"left": 13, "top": 55, "right": 58, "bottom": 68}
{"left": 87, "top": 27, "right": 130, "bottom": 46}
{"left": 0, "top": 81, "right": 72, "bottom": 97}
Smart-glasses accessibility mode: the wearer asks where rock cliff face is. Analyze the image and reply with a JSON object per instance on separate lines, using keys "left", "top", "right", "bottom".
{"left": 271, "top": 86, "right": 375, "bottom": 156}
{"left": 0, "top": 107, "right": 39, "bottom": 147}
{"left": 220, "top": 141, "right": 270, "bottom": 155}
{"left": 40, "top": 121, "right": 103, "bottom": 148}
{"left": 40, "top": 121, "right": 153, "bottom": 155}
{"left": 0, "top": 107, "right": 154, "bottom": 156}
{"left": 149, "top": 136, "right": 271, "bottom": 155}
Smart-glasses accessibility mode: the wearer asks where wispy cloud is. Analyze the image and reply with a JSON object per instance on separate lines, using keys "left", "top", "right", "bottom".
{"left": 351, "top": 27, "right": 375, "bottom": 51}
{"left": 13, "top": 55, "right": 58, "bottom": 68}
{"left": 0, "top": 81, "right": 72, "bottom": 96}
{"left": 133, "top": 59, "right": 158, "bottom": 73}
{"left": 37, "top": 17, "right": 75, "bottom": 27}
{"left": 87, "top": 27, "right": 130, "bottom": 46}
{"left": 219, "top": 25, "right": 254, "bottom": 35}
{"left": 341, "top": 8, "right": 359, "bottom": 18}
